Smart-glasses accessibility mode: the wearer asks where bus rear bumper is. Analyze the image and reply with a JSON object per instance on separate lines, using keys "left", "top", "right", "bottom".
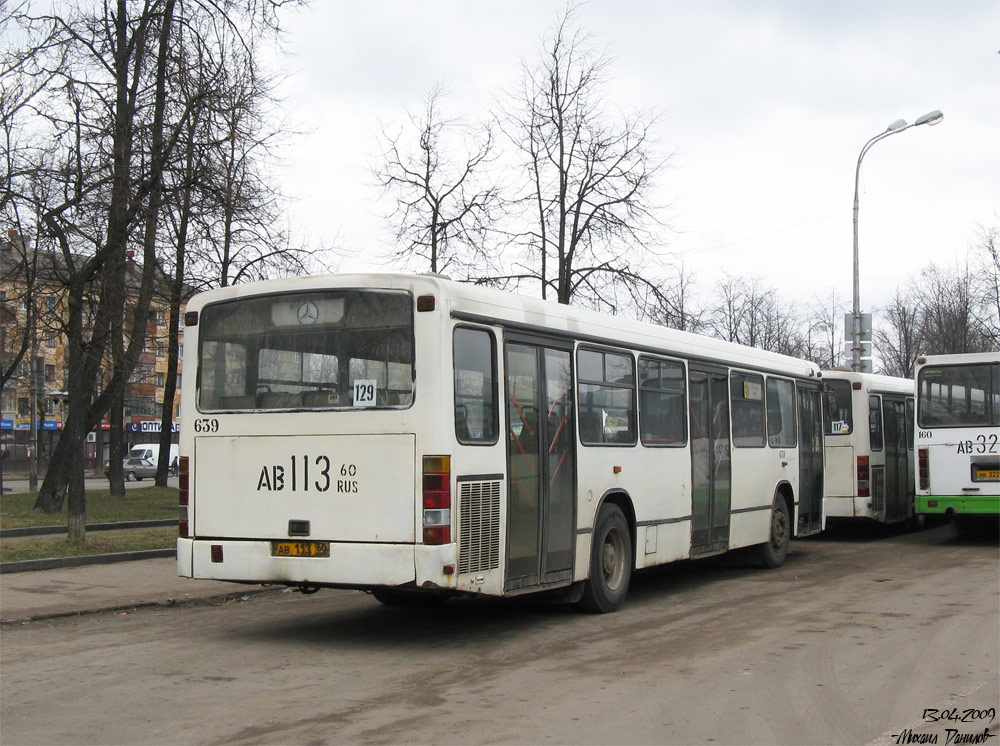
{"left": 177, "top": 537, "right": 417, "bottom": 586}
{"left": 916, "top": 495, "right": 1000, "bottom": 515}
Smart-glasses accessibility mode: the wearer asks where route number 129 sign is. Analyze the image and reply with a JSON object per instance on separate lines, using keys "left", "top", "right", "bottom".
{"left": 353, "top": 379, "right": 377, "bottom": 407}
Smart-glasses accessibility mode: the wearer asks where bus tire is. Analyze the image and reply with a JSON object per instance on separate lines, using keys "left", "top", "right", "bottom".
{"left": 580, "top": 503, "right": 632, "bottom": 613}
{"left": 759, "top": 496, "right": 790, "bottom": 569}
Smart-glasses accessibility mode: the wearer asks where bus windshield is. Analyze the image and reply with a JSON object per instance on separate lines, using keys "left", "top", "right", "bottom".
{"left": 823, "top": 379, "right": 853, "bottom": 435}
{"left": 917, "top": 362, "right": 999, "bottom": 428}
{"left": 197, "top": 290, "right": 414, "bottom": 411}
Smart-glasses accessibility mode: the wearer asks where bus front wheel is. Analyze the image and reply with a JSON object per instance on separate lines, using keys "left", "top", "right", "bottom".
{"left": 759, "top": 497, "right": 790, "bottom": 569}
{"left": 580, "top": 503, "right": 632, "bottom": 613}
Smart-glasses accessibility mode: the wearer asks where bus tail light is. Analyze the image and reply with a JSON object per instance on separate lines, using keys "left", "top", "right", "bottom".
{"left": 918, "top": 448, "right": 929, "bottom": 490}
{"left": 857, "top": 456, "right": 870, "bottom": 497}
{"left": 422, "top": 455, "right": 451, "bottom": 544}
{"left": 179, "top": 456, "right": 190, "bottom": 538}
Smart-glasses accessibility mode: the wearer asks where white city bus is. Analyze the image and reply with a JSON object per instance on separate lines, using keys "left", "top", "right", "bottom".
{"left": 822, "top": 371, "right": 915, "bottom": 525}
{"left": 176, "top": 274, "right": 825, "bottom": 612}
{"left": 914, "top": 352, "right": 999, "bottom": 534}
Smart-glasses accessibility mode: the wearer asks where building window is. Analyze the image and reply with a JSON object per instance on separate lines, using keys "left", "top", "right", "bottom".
{"left": 154, "top": 310, "right": 166, "bottom": 324}
{"left": 45, "top": 334, "right": 58, "bottom": 348}
{"left": 45, "top": 364, "right": 55, "bottom": 382}
{"left": 129, "top": 396, "right": 157, "bottom": 416}
{"left": 157, "top": 343, "right": 166, "bottom": 357}
{"left": 156, "top": 372, "right": 165, "bottom": 387}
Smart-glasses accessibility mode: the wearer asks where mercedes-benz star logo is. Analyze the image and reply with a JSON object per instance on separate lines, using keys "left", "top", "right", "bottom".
{"left": 296, "top": 301, "right": 319, "bottom": 325}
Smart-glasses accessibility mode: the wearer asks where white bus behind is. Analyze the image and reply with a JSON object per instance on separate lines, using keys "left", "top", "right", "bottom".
{"left": 822, "top": 371, "right": 915, "bottom": 525}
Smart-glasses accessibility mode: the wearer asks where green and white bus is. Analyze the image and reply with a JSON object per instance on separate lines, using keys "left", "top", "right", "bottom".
{"left": 914, "top": 352, "right": 999, "bottom": 533}
{"left": 176, "top": 274, "right": 825, "bottom": 612}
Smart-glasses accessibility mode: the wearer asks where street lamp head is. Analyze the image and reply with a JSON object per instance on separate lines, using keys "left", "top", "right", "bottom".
{"left": 886, "top": 119, "right": 908, "bottom": 132}
{"left": 915, "top": 109, "right": 944, "bottom": 127}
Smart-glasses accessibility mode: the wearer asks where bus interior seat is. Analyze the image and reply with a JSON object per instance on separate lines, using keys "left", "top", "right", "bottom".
{"left": 218, "top": 395, "right": 256, "bottom": 409}
{"left": 258, "top": 391, "right": 302, "bottom": 409}
{"left": 578, "top": 410, "right": 602, "bottom": 443}
{"left": 303, "top": 389, "right": 336, "bottom": 407}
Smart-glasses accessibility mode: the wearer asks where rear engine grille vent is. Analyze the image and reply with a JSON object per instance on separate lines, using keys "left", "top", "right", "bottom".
{"left": 458, "top": 479, "right": 501, "bottom": 574}
{"left": 872, "top": 467, "right": 885, "bottom": 511}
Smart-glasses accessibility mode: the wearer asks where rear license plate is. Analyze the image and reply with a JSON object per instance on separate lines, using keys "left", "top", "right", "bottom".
{"left": 974, "top": 469, "right": 1000, "bottom": 482}
{"left": 271, "top": 541, "right": 330, "bottom": 558}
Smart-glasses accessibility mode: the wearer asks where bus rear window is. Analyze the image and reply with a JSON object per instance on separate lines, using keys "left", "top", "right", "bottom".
{"left": 917, "top": 363, "right": 999, "bottom": 427}
{"left": 197, "top": 290, "right": 414, "bottom": 411}
{"left": 823, "top": 379, "right": 853, "bottom": 435}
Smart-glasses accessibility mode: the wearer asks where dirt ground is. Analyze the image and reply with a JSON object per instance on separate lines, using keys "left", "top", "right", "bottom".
{"left": 1, "top": 521, "right": 997, "bottom": 745}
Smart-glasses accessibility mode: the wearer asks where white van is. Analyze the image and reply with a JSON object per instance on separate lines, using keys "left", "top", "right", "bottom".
{"left": 123, "top": 443, "right": 180, "bottom": 481}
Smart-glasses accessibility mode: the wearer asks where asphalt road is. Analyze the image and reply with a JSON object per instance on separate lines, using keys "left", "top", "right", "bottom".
{"left": 1, "top": 522, "right": 997, "bottom": 745}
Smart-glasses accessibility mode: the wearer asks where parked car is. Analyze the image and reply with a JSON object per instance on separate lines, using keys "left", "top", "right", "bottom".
{"left": 122, "top": 456, "right": 157, "bottom": 481}
{"left": 103, "top": 443, "right": 179, "bottom": 480}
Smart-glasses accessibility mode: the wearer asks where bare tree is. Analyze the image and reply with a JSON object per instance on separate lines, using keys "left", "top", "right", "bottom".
{"left": 874, "top": 287, "right": 923, "bottom": 377}
{"left": 918, "top": 260, "right": 991, "bottom": 354}
{"left": 4, "top": 1, "right": 304, "bottom": 537}
{"left": 805, "top": 290, "right": 846, "bottom": 369}
{"left": 374, "top": 83, "right": 500, "bottom": 277}
{"left": 498, "top": 3, "right": 669, "bottom": 309}
{"left": 875, "top": 237, "right": 997, "bottom": 374}
{"left": 971, "top": 222, "right": 1000, "bottom": 348}
{"left": 185, "top": 27, "right": 317, "bottom": 290}
{"left": 707, "top": 273, "right": 804, "bottom": 355}
{"left": 633, "top": 260, "right": 704, "bottom": 333}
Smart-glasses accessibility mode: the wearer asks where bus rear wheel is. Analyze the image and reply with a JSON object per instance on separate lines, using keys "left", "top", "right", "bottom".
{"left": 759, "top": 497, "right": 790, "bottom": 569}
{"left": 580, "top": 503, "right": 632, "bottom": 613}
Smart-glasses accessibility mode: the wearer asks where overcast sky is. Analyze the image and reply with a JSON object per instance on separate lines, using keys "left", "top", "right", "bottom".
{"left": 272, "top": 0, "right": 1000, "bottom": 314}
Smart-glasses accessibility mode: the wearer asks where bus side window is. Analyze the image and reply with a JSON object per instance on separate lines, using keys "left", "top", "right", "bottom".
{"left": 577, "top": 348, "right": 636, "bottom": 446}
{"left": 731, "top": 373, "right": 765, "bottom": 447}
{"left": 905, "top": 398, "right": 915, "bottom": 450}
{"left": 638, "top": 356, "right": 686, "bottom": 446}
{"left": 453, "top": 327, "right": 498, "bottom": 444}
{"left": 766, "top": 377, "right": 797, "bottom": 448}
{"left": 869, "top": 395, "right": 884, "bottom": 451}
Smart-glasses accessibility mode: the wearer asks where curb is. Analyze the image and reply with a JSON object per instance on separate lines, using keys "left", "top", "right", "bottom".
{"left": 0, "top": 548, "right": 176, "bottom": 574}
{"left": 1, "top": 519, "right": 177, "bottom": 538}
{"left": 0, "top": 586, "right": 277, "bottom": 626}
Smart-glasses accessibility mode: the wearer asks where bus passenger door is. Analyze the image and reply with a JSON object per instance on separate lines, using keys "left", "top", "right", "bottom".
{"left": 504, "top": 340, "right": 576, "bottom": 592}
{"left": 883, "top": 398, "right": 909, "bottom": 523}
{"left": 689, "top": 367, "right": 731, "bottom": 556}
{"left": 797, "top": 384, "right": 824, "bottom": 535}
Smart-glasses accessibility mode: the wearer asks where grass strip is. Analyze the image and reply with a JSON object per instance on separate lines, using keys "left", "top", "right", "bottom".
{"left": 0, "top": 486, "right": 178, "bottom": 529}
{"left": 0, "top": 526, "right": 177, "bottom": 563}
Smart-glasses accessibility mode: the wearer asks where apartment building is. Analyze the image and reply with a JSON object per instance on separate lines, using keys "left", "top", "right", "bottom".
{"left": 1, "top": 232, "right": 185, "bottom": 472}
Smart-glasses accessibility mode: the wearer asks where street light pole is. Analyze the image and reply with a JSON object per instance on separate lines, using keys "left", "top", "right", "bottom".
{"left": 851, "top": 109, "right": 943, "bottom": 372}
